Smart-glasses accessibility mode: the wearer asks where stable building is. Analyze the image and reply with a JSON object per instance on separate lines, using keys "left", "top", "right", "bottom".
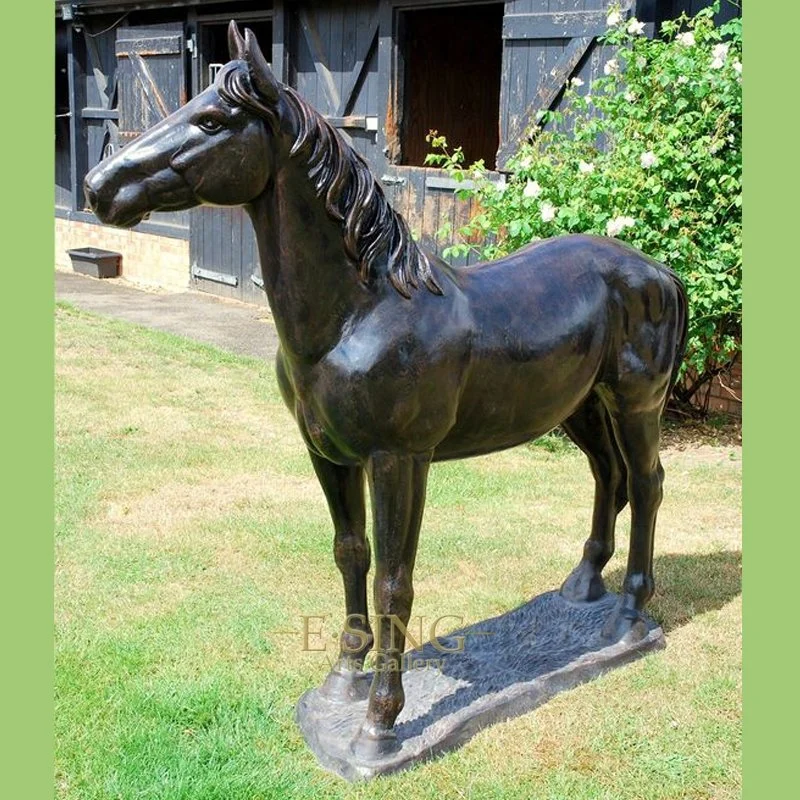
{"left": 55, "top": 0, "right": 739, "bottom": 304}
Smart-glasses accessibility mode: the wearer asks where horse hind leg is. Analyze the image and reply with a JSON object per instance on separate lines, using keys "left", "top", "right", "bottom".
{"left": 600, "top": 392, "right": 666, "bottom": 642}
{"left": 560, "top": 394, "right": 628, "bottom": 603}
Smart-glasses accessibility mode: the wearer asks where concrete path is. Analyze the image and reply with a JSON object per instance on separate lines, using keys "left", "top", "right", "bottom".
{"left": 55, "top": 270, "right": 280, "bottom": 361}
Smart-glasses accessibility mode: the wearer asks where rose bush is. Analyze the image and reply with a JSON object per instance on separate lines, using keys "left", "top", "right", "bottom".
{"left": 426, "top": 2, "right": 742, "bottom": 411}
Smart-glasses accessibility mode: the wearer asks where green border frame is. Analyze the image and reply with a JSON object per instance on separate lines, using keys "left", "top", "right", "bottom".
{"left": 743, "top": 0, "right": 795, "bottom": 795}
{"left": 2, "top": 2, "right": 54, "bottom": 796}
{"left": 1, "top": 0, "right": 791, "bottom": 795}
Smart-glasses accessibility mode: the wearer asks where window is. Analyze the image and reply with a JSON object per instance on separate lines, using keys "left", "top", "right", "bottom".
{"left": 396, "top": 3, "right": 504, "bottom": 170}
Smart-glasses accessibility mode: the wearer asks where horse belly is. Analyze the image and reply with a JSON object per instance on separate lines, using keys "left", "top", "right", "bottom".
{"left": 433, "top": 347, "right": 603, "bottom": 461}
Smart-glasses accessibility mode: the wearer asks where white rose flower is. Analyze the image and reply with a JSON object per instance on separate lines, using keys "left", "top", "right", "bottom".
{"left": 677, "top": 75, "right": 689, "bottom": 85}
{"left": 578, "top": 160, "right": 595, "bottom": 175}
{"left": 606, "top": 10, "right": 622, "bottom": 27}
{"left": 540, "top": 202, "right": 556, "bottom": 223}
{"left": 523, "top": 180, "right": 542, "bottom": 198}
{"left": 571, "top": 77, "right": 585, "bottom": 88}
{"left": 640, "top": 151, "right": 658, "bottom": 169}
{"left": 627, "top": 18, "right": 646, "bottom": 36}
{"left": 636, "top": 56, "right": 647, "bottom": 69}
{"left": 604, "top": 58, "right": 620, "bottom": 76}
{"left": 606, "top": 216, "right": 636, "bottom": 237}
{"left": 624, "top": 90, "right": 636, "bottom": 102}
{"left": 710, "top": 57, "right": 724, "bottom": 69}
{"left": 712, "top": 43, "right": 730, "bottom": 60}
{"left": 676, "top": 31, "right": 695, "bottom": 47}
{"left": 733, "top": 60, "right": 742, "bottom": 75}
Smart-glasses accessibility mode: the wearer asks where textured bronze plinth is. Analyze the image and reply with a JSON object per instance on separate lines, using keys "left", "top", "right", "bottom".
{"left": 296, "top": 591, "right": 664, "bottom": 781}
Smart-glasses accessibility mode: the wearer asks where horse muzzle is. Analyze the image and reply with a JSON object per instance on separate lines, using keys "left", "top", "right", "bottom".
{"left": 83, "top": 162, "right": 145, "bottom": 228}
{"left": 83, "top": 179, "right": 147, "bottom": 229}
{"left": 84, "top": 159, "right": 192, "bottom": 228}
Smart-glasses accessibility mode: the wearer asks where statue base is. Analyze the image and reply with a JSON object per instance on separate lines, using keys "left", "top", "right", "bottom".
{"left": 296, "top": 590, "right": 664, "bottom": 781}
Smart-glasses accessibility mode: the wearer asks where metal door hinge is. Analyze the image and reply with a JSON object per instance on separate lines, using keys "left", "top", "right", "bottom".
{"left": 191, "top": 262, "right": 238, "bottom": 287}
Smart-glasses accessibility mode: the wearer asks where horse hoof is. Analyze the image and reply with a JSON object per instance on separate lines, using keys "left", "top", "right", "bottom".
{"left": 560, "top": 560, "right": 607, "bottom": 603}
{"left": 350, "top": 724, "right": 400, "bottom": 760}
{"left": 319, "top": 667, "right": 371, "bottom": 703}
{"left": 601, "top": 599, "right": 648, "bottom": 644}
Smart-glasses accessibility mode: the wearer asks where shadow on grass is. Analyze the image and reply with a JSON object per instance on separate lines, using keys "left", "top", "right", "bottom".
{"left": 606, "top": 549, "right": 742, "bottom": 633}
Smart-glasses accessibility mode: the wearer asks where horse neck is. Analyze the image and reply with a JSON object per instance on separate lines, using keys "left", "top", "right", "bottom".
{"left": 248, "top": 159, "right": 372, "bottom": 364}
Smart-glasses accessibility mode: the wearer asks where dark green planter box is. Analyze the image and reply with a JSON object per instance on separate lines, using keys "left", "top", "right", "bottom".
{"left": 67, "top": 247, "right": 121, "bottom": 279}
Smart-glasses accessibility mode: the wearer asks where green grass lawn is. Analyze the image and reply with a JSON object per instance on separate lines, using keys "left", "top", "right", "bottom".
{"left": 55, "top": 303, "right": 741, "bottom": 800}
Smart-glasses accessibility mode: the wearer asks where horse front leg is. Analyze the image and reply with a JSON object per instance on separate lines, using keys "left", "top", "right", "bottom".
{"left": 308, "top": 451, "right": 374, "bottom": 703}
{"left": 351, "top": 451, "right": 430, "bottom": 759}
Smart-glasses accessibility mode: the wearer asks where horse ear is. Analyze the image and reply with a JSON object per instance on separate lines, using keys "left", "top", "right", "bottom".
{"left": 228, "top": 20, "right": 246, "bottom": 60}
{"left": 244, "top": 27, "right": 281, "bottom": 104}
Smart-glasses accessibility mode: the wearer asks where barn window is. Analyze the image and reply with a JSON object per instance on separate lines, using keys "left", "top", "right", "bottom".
{"left": 396, "top": 3, "right": 504, "bottom": 170}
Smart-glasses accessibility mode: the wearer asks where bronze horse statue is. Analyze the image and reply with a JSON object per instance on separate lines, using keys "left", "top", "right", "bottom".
{"left": 85, "top": 23, "right": 688, "bottom": 759}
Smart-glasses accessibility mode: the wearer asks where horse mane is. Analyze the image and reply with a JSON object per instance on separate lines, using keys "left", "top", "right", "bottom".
{"left": 217, "top": 62, "right": 442, "bottom": 298}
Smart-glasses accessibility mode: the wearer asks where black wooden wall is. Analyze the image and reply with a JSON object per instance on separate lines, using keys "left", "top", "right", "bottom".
{"left": 56, "top": 0, "right": 741, "bottom": 299}
{"left": 284, "top": 0, "right": 381, "bottom": 166}
{"left": 658, "top": 0, "right": 741, "bottom": 28}
{"left": 56, "top": 21, "right": 72, "bottom": 210}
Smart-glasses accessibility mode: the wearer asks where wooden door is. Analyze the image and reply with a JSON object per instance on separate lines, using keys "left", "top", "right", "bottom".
{"left": 284, "top": 0, "right": 381, "bottom": 170}
{"left": 496, "top": 0, "right": 633, "bottom": 169}
{"left": 116, "top": 24, "right": 186, "bottom": 143}
{"left": 188, "top": 15, "right": 271, "bottom": 304}
{"left": 373, "top": 2, "right": 504, "bottom": 267}
{"left": 115, "top": 23, "right": 189, "bottom": 230}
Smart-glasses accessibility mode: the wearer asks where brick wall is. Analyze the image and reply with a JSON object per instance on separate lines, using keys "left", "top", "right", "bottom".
{"left": 689, "top": 358, "right": 742, "bottom": 419}
{"left": 55, "top": 218, "right": 190, "bottom": 292}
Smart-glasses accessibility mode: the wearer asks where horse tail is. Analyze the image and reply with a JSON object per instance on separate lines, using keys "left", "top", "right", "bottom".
{"left": 666, "top": 268, "right": 689, "bottom": 395}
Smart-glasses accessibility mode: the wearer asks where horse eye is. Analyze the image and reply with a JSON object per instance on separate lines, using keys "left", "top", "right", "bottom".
{"left": 198, "top": 117, "right": 224, "bottom": 134}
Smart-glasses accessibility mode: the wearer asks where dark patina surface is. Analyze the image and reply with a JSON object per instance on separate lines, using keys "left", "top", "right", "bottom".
{"left": 85, "top": 22, "right": 688, "bottom": 766}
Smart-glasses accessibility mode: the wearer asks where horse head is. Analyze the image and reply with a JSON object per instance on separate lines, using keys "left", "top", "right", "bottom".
{"left": 86, "top": 21, "right": 441, "bottom": 299}
{"left": 84, "top": 22, "right": 281, "bottom": 228}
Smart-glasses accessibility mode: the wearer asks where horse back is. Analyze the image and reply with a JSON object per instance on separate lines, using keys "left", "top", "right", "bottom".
{"left": 458, "top": 234, "right": 685, "bottom": 379}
